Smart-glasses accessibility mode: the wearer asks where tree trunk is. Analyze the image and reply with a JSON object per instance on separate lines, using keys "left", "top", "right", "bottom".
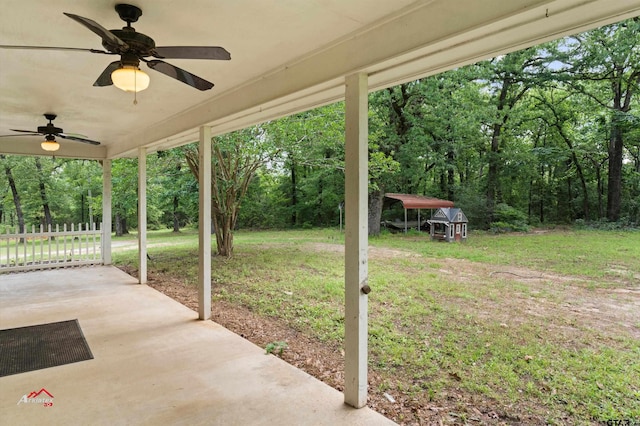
{"left": 115, "top": 212, "right": 128, "bottom": 236}
{"left": 34, "top": 158, "right": 53, "bottom": 229}
{"left": 486, "top": 121, "right": 501, "bottom": 222}
{"left": 605, "top": 65, "right": 637, "bottom": 221}
{"left": 564, "top": 179, "right": 573, "bottom": 222}
{"left": 115, "top": 212, "right": 123, "bottom": 236}
{"left": 486, "top": 64, "right": 529, "bottom": 223}
{"left": 528, "top": 178, "right": 533, "bottom": 221}
{"left": 367, "top": 189, "right": 384, "bottom": 236}
{"left": 559, "top": 160, "right": 574, "bottom": 222}
{"left": 447, "top": 146, "right": 455, "bottom": 200}
{"left": 575, "top": 157, "right": 590, "bottom": 221}
{"left": 290, "top": 157, "right": 298, "bottom": 226}
{"left": 211, "top": 211, "right": 223, "bottom": 254}
{"left": 554, "top": 123, "right": 590, "bottom": 220}
{"left": 3, "top": 156, "right": 25, "bottom": 240}
{"left": 539, "top": 166, "right": 545, "bottom": 224}
{"left": 172, "top": 195, "right": 180, "bottom": 232}
{"left": 606, "top": 123, "right": 623, "bottom": 221}
{"left": 81, "top": 193, "right": 85, "bottom": 223}
{"left": 212, "top": 208, "right": 236, "bottom": 257}
{"left": 486, "top": 75, "right": 513, "bottom": 222}
{"left": 595, "top": 165, "right": 603, "bottom": 220}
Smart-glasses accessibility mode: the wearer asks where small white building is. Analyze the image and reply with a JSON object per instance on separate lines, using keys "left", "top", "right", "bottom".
{"left": 427, "top": 208, "right": 468, "bottom": 242}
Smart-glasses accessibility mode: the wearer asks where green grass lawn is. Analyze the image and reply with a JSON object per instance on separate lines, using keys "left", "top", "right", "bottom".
{"left": 113, "top": 228, "right": 640, "bottom": 424}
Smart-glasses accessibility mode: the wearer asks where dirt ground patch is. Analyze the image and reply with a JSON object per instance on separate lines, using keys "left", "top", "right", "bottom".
{"left": 311, "top": 242, "right": 640, "bottom": 340}
{"left": 428, "top": 257, "right": 640, "bottom": 341}
{"left": 118, "top": 242, "right": 639, "bottom": 425}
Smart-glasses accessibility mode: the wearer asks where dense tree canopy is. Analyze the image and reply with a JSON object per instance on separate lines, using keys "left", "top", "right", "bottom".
{"left": 2, "top": 19, "right": 638, "bottom": 245}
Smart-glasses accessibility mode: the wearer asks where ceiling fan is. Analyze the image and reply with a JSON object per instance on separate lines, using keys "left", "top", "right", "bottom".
{"left": 0, "top": 113, "right": 100, "bottom": 152}
{"left": 0, "top": 4, "right": 230, "bottom": 92}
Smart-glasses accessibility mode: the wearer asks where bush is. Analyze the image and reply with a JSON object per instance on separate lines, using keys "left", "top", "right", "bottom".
{"left": 576, "top": 218, "right": 640, "bottom": 231}
{"left": 574, "top": 218, "right": 586, "bottom": 229}
{"left": 490, "top": 221, "right": 530, "bottom": 233}
{"left": 490, "top": 204, "right": 530, "bottom": 233}
{"left": 454, "top": 188, "right": 489, "bottom": 229}
{"left": 494, "top": 203, "right": 527, "bottom": 223}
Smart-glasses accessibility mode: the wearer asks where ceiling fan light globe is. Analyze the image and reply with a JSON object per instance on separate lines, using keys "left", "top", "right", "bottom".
{"left": 41, "top": 140, "right": 60, "bottom": 152}
{"left": 111, "top": 66, "right": 150, "bottom": 92}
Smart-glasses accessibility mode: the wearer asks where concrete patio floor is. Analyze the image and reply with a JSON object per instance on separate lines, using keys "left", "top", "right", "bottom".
{"left": 0, "top": 266, "right": 395, "bottom": 426}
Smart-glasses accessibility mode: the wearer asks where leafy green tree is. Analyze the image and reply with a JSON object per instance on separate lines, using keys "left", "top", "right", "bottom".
{"left": 33, "top": 157, "right": 54, "bottom": 228}
{"left": 531, "top": 89, "right": 593, "bottom": 220}
{"left": 368, "top": 83, "right": 418, "bottom": 235}
{"left": 111, "top": 158, "right": 139, "bottom": 235}
{"left": 406, "top": 69, "right": 488, "bottom": 224}
{"left": 265, "top": 103, "right": 345, "bottom": 227}
{"left": 154, "top": 149, "right": 198, "bottom": 231}
{"left": 0, "top": 155, "right": 25, "bottom": 234}
{"left": 556, "top": 18, "right": 640, "bottom": 221}
{"left": 368, "top": 70, "right": 487, "bottom": 232}
{"left": 185, "top": 127, "right": 278, "bottom": 256}
{"left": 237, "top": 170, "right": 289, "bottom": 229}
{"left": 479, "top": 47, "right": 555, "bottom": 221}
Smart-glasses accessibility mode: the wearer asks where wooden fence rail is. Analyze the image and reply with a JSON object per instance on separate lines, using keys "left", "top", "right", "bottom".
{"left": 0, "top": 223, "right": 103, "bottom": 273}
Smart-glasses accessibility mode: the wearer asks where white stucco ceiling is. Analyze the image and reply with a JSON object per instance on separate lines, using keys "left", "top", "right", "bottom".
{"left": 1, "top": 0, "right": 639, "bottom": 159}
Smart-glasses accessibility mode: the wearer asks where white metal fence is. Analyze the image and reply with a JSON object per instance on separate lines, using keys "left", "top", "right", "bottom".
{"left": 0, "top": 223, "right": 103, "bottom": 273}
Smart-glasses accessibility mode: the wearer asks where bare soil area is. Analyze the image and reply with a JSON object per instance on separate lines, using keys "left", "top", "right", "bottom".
{"left": 118, "top": 242, "right": 640, "bottom": 425}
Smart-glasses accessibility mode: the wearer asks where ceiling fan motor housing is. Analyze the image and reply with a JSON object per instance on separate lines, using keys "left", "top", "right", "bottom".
{"left": 105, "top": 4, "right": 153, "bottom": 56}
{"left": 38, "top": 114, "right": 62, "bottom": 134}
{"left": 106, "top": 29, "right": 156, "bottom": 56}
{"left": 37, "top": 125, "right": 63, "bottom": 134}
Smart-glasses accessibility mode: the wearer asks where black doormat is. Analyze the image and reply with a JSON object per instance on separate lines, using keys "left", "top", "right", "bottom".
{"left": 0, "top": 319, "right": 93, "bottom": 377}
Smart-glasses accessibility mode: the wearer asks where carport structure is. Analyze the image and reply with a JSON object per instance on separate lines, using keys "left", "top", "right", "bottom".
{"left": 2, "top": 0, "right": 639, "bottom": 412}
{"left": 385, "top": 193, "right": 454, "bottom": 233}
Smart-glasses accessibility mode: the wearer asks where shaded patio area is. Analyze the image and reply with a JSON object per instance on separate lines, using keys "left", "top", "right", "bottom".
{"left": 0, "top": 266, "right": 394, "bottom": 425}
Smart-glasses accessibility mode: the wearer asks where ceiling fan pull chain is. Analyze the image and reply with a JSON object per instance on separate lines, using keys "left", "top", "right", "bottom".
{"left": 133, "top": 76, "right": 138, "bottom": 105}
{"left": 133, "top": 69, "right": 139, "bottom": 105}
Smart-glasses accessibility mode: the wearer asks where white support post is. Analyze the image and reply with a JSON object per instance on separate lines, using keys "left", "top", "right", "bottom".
{"left": 138, "top": 147, "right": 147, "bottom": 284}
{"left": 344, "top": 72, "right": 369, "bottom": 408}
{"left": 102, "top": 159, "right": 112, "bottom": 265}
{"left": 198, "top": 126, "right": 212, "bottom": 320}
